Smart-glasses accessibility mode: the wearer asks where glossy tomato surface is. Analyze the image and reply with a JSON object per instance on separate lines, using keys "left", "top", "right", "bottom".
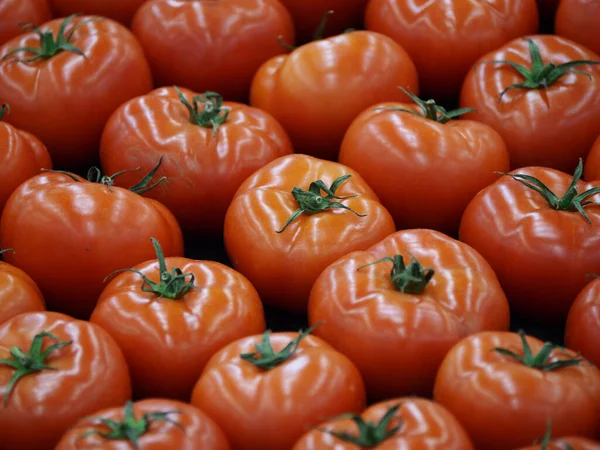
{"left": 0, "top": 0, "right": 52, "bottom": 46}
{"left": 584, "top": 134, "right": 600, "bottom": 181}
{"left": 565, "top": 277, "right": 600, "bottom": 368}
{"left": 51, "top": 0, "right": 151, "bottom": 26}
{"left": 0, "top": 260, "right": 45, "bottom": 325}
{"left": 518, "top": 437, "right": 600, "bottom": 450}
{"left": 555, "top": 0, "right": 600, "bottom": 56}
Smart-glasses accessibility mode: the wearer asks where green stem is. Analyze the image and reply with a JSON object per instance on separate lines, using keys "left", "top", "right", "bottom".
{"left": 0, "top": 104, "right": 10, "bottom": 121}
{"left": 277, "top": 10, "right": 335, "bottom": 50}
{"left": 535, "top": 420, "right": 574, "bottom": 450}
{"left": 357, "top": 253, "right": 434, "bottom": 294}
{"left": 174, "top": 86, "right": 230, "bottom": 137}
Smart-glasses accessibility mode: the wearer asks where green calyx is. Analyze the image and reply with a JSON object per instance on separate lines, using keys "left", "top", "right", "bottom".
{"left": 277, "top": 10, "right": 334, "bottom": 50}
{"left": 534, "top": 420, "right": 574, "bottom": 450}
{"left": 357, "top": 253, "right": 434, "bottom": 295}
{"left": 0, "top": 248, "right": 15, "bottom": 256}
{"left": 175, "top": 86, "right": 230, "bottom": 137}
{"left": 78, "top": 401, "right": 183, "bottom": 450}
{"left": 277, "top": 174, "right": 366, "bottom": 233}
{"left": 0, "top": 104, "right": 10, "bottom": 121}
{"left": 0, "top": 331, "right": 72, "bottom": 406}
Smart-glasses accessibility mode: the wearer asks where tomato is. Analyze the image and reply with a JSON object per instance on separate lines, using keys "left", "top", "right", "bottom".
{"left": 565, "top": 276, "right": 600, "bottom": 368}
{"left": 434, "top": 330, "right": 600, "bottom": 449}
{"left": 0, "top": 15, "right": 152, "bottom": 170}
{"left": 460, "top": 35, "right": 600, "bottom": 173}
{"left": 100, "top": 87, "right": 293, "bottom": 235}
{"left": 0, "top": 0, "right": 52, "bottom": 46}
{"left": 224, "top": 154, "right": 396, "bottom": 314}
{"left": 0, "top": 163, "right": 184, "bottom": 319}
{"left": 0, "top": 311, "right": 131, "bottom": 450}
{"left": 459, "top": 161, "right": 600, "bottom": 322}
{"left": 292, "top": 398, "right": 474, "bottom": 450}
{"left": 517, "top": 422, "right": 600, "bottom": 450}
{"left": 555, "top": 0, "right": 600, "bottom": 57}
{"left": 55, "top": 399, "right": 230, "bottom": 450}
{"left": 50, "top": 0, "right": 150, "bottom": 26}
{"left": 365, "top": 0, "right": 538, "bottom": 102}
{"left": 131, "top": 0, "right": 294, "bottom": 103}
{"left": 584, "top": 134, "right": 600, "bottom": 181}
{"left": 339, "top": 93, "right": 510, "bottom": 236}
{"left": 90, "top": 238, "right": 265, "bottom": 400}
{"left": 250, "top": 30, "right": 419, "bottom": 160}
{"left": 191, "top": 327, "right": 366, "bottom": 450}
{"left": 0, "top": 104, "right": 52, "bottom": 215}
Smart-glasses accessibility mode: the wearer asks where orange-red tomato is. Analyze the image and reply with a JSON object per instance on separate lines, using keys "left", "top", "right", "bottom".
{"left": 434, "top": 331, "right": 600, "bottom": 450}
{"left": 518, "top": 437, "right": 600, "bottom": 450}
{"left": 0, "top": 256, "right": 45, "bottom": 325}
{"left": 365, "top": 0, "right": 539, "bottom": 102}
{"left": 584, "top": 134, "right": 600, "bottom": 181}
{"left": 0, "top": 15, "right": 152, "bottom": 170}
{"left": 0, "top": 311, "right": 131, "bottom": 450}
{"left": 51, "top": 0, "right": 151, "bottom": 26}
{"left": 250, "top": 30, "right": 418, "bottom": 160}
{"left": 0, "top": 0, "right": 52, "bottom": 46}
{"left": 100, "top": 87, "right": 293, "bottom": 234}
{"left": 191, "top": 329, "right": 366, "bottom": 450}
{"left": 224, "top": 154, "right": 396, "bottom": 314}
{"left": 565, "top": 277, "right": 600, "bottom": 368}
{"left": 555, "top": 0, "right": 600, "bottom": 56}
{"left": 460, "top": 35, "right": 600, "bottom": 173}
{"left": 292, "top": 398, "right": 474, "bottom": 450}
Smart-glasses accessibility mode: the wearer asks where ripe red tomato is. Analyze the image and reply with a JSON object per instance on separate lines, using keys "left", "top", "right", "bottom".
{"left": 0, "top": 311, "right": 131, "bottom": 450}
{"left": 0, "top": 253, "right": 45, "bottom": 325}
{"left": 0, "top": 15, "right": 152, "bottom": 170}
{"left": 191, "top": 328, "right": 366, "bottom": 450}
{"left": 100, "top": 87, "right": 293, "bottom": 234}
{"left": 250, "top": 30, "right": 419, "bottom": 160}
{"left": 51, "top": 0, "right": 150, "bottom": 26}
{"left": 0, "top": 0, "right": 52, "bottom": 46}
{"left": 584, "top": 134, "right": 600, "bottom": 181}
{"left": 131, "top": 0, "right": 294, "bottom": 103}
{"left": 519, "top": 438, "right": 600, "bottom": 450}
{"left": 555, "top": 0, "right": 600, "bottom": 57}
{"left": 434, "top": 330, "right": 600, "bottom": 449}
{"left": 460, "top": 35, "right": 600, "bottom": 173}
{"left": 459, "top": 162, "right": 600, "bottom": 322}
{"left": 224, "top": 154, "right": 396, "bottom": 314}
{"left": 365, "top": 0, "right": 539, "bottom": 102}
{"left": 55, "top": 399, "right": 230, "bottom": 450}
{"left": 292, "top": 398, "right": 474, "bottom": 450}
{"left": 565, "top": 277, "right": 600, "bottom": 368}
{"left": 339, "top": 95, "right": 510, "bottom": 236}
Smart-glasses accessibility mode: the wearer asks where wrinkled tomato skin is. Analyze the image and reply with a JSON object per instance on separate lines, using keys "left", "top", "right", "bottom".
{"left": 339, "top": 103, "right": 510, "bottom": 236}
{"left": 0, "top": 0, "right": 52, "bottom": 46}
{"left": 565, "top": 278, "right": 600, "bottom": 368}
{"left": 459, "top": 166, "right": 600, "bottom": 322}
{"left": 250, "top": 30, "right": 419, "bottom": 160}
{"left": 434, "top": 331, "right": 600, "bottom": 450}
{"left": 51, "top": 0, "right": 151, "bottom": 26}
{"left": 518, "top": 437, "right": 600, "bottom": 450}
{"left": 100, "top": 87, "right": 293, "bottom": 235}
{"left": 0, "top": 172, "right": 184, "bottom": 319}
{"left": 55, "top": 399, "right": 231, "bottom": 450}
{"left": 0, "top": 312, "right": 132, "bottom": 450}
{"left": 365, "top": 0, "right": 539, "bottom": 102}
{"left": 0, "top": 261, "right": 45, "bottom": 325}
{"left": 224, "top": 154, "right": 396, "bottom": 314}
{"left": 460, "top": 35, "right": 600, "bottom": 173}
{"left": 0, "top": 16, "right": 152, "bottom": 170}
{"left": 191, "top": 332, "right": 366, "bottom": 450}
{"left": 131, "top": 0, "right": 294, "bottom": 103}
{"left": 555, "top": 0, "right": 600, "bottom": 56}
{"left": 584, "top": 134, "right": 600, "bottom": 181}
{"left": 293, "top": 398, "right": 474, "bottom": 450}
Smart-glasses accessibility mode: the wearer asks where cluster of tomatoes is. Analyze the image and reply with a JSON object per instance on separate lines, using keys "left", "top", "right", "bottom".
{"left": 1, "top": 0, "right": 600, "bottom": 449}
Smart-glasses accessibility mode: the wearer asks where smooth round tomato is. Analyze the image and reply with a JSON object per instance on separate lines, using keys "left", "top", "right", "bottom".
{"left": 339, "top": 98, "right": 510, "bottom": 236}
{"left": 0, "top": 0, "right": 52, "bottom": 46}
{"left": 365, "top": 0, "right": 539, "bottom": 102}
{"left": 191, "top": 329, "right": 366, "bottom": 450}
{"left": 100, "top": 87, "right": 293, "bottom": 235}
{"left": 460, "top": 35, "right": 600, "bottom": 173}
{"left": 0, "top": 15, "right": 152, "bottom": 170}
{"left": 292, "top": 398, "right": 474, "bottom": 450}
{"left": 434, "top": 331, "right": 600, "bottom": 450}
{"left": 55, "top": 399, "right": 230, "bottom": 450}
{"left": 51, "top": 0, "right": 151, "bottom": 26}
{"left": 0, "top": 256, "right": 45, "bottom": 325}
{"left": 224, "top": 154, "right": 396, "bottom": 314}
{"left": 565, "top": 277, "right": 600, "bottom": 368}
{"left": 0, "top": 311, "right": 131, "bottom": 450}
{"left": 250, "top": 30, "right": 419, "bottom": 160}
{"left": 555, "top": 0, "right": 600, "bottom": 56}
{"left": 519, "top": 437, "right": 600, "bottom": 450}
{"left": 584, "top": 134, "right": 600, "bottom": 181}
{"left": 131, "top": 0, "right": 294, "bottom": 103}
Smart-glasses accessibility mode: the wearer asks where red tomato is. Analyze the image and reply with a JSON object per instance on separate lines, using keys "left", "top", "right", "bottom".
{"left": 339, "top": 95, "right": 510, "bottom": 235}
{"left": 0, "top": 15, "right": 152, "bottom": 170}
{"left": 0, "top": 0, "right": 52, "bottom": 46}
{"left": 584, "top": 134, "right": 600, "bottom": 181}
{"left": 459, "top": 162, "right": 600, "bottom": 322}
{"left": 250, "top": 30, "right": 419, "bottom": 160}
{"left": 565, "top": 277, "right": 600, "bottom": 368}
{"left": 293, "top": 398, "right": 474, "bottom": 450}
{"left": 100, "top": 87, "right": 293, "bottom": 234}
{"left": 460, "top": 35, "right": 600, "bottom": 173}
{"left": 555, "top": 0, "right": 600, "bottom": 56}
{"left": 0, "top": 165, "right": 184, "bottom": 319}
{"left": 0, "top": 252, "right": 45, "bottom": 325}
{"left": 55, "top": 399, "right": 230, "bottom": 450}
{"left": 434, "top": 330, "right": 600, "bottom": 449}
{"left": 519, "top": 437, "right": 600, "bottom": 450}
{"left": 0, "top": 311, "right": 131, "bottom": 450}
{"left": 131, "top": 0, "right": 294, "bottom": 103}
{"left": 365, "top": 0, "right": 539, "bottom": 102}
{"left": 191, "top": 328, "right": 366, "bottom": 450}
{"left": 51, "top": 0, "right": 150, "bottom": 26}
{"left": 224, "top": 154, "right": 396, "bottom": 314}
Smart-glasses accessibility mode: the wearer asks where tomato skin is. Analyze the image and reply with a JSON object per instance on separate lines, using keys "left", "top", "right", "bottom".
{"left": 434, "top": 331, "right": 600, "bottom": 450}
{"left": 0, "top": 261, "right": 45, "bottom": 325}
{"left": 0, "top": 172, "right": 184, "bottom": 319}
{"left": 250, "top": 30, "right": 419, "bottom": 160}
{"left": 0, "top": 0, "right": 52, "bottom": 46}
{"left": 518, "top": 437, "right": 600, "bottom": 450}
{"left": 0, "top": 311, "right": 131, "bottom": 450}
{"left": 460, "top": 35, "right": 600, "bottom": 173}
{"left": 339, "top": 102, "right": 510, "bottom": 235}
{"left": 555, "top": 0, "right": 600, "bottom": 56}
{"left": 51, "top": 0, "right": 150, "bottom": 26}
{"left": 100, "top": 87, "right": 293, "bottom": 235}
{"left": 365, "top": 0, "right": 538, "bottom": 102}
{"left": 0, "top": 16, "right": 152, "bottom": 170}
{"left": 293, "top": 397, "right": 474, "bottom": 450}
{"left": 191, "top": 332, "right": 366, "bottom": 450}
{"left": 224, "top": 154, "right": 396, "bottom": 314}
{"left": 584, "top": 134, "right": 600, "bottom": 181}
{"left": 565, "top": 278, "right": 600, "bottom": 369}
